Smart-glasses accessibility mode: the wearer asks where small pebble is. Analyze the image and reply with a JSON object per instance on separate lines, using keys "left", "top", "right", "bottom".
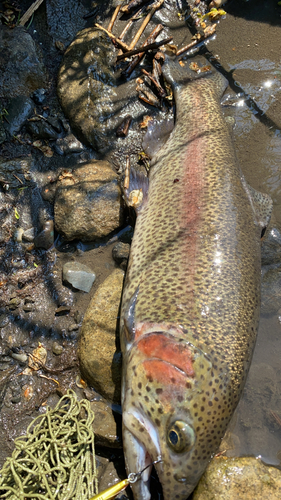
{"left": 9, "top": 297, "right": 21, "bottom": 310}
{"left": 22, "top": 227, "right": 35, "bottom": 242}
{"left": 55, "top": 133, "right": 85, "bottom": 155}
{"left": 52, "top": 341, "right": 64, "bottom": 355}
{"left": 34, "top": 220, "right": 54, "bottom": 250}
{"left": 11, "top": 351, "right": 28, "bottom": 363}
{"left": 63, "top": 261, "right": 96, "bottom": 293}
{"left": 68, "top": 323, "right": 79, "bottom": 332}
{"left": 14, "top": 228, "right": 24, "bottom": 243}
{"left": 32, "top": 88, "right": 47, "bottom": 105}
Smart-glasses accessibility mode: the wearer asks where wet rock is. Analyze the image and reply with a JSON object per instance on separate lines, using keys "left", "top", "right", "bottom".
{"left": 0, "top": 26, "right": 47, "bottom": 98}
{"left": 57, "top": 28, "right": 117, "bottom": 153}
{"left": 0, "top": 158, "right": 33, "bottom": 188}
{"left": 14, "top": 228, "right": 24, "bottom": 243}
{"left": 98, "top": 461, "right": 129, "bottom": 499}
{"left": 4, "top": 96, "right": 33, "bottom": 137}
{"left": 41, "top": 182, "right": 58, "bottom": 203}
{"left": 52, "top": 341, "right": 63, "bottom": 355}
{"left": 55, "top": 133, "right": 85, "bottom": 155}
{"left": 32, "top": 88, "right": 47, "bottom": 105}
{"left": 118, "top": 225, "right": 134, "bottom": 244}
{"left": 34, "top": 220, "right": 54, "bottom": 250}
{"left": 262, "top": 227, "right": 281, "bottom": 265}
{"left": 78, "top": 268, "right": 124, "bottom": 403}
{"left": 0, "top": 121, "right": 6, "bottom": 144}
{"left": 63, "top": 262, "right": 96, "bottom": 293}
{"left": 261, "top": 264, "right": 281, "bottom": 315}
{"left": 54, "top": 160, "right": 124, "bottom": 241}
{"left": 11, "top": 351, "right": 28, "bottom": 363}
{"left": 22, "top": 228, "right": 36, "bottom": 242}
{"left": 46, "top": 0, "right": 87, "bottom": 46}
{"left": 91, "top": 400, "right": 122, "bottom": 448}
{"left": 192, "top": 456, "right": 281, "bottom": 500}
{"left": 26, "top": 120, "right": 60, "bottom": 140}
{"left": 112, "top": 242, "right": 130, "bottom": 270}
{"left": 9, "top": 297, "right": 21, "bottom": 310}
{"left": 68, "top": 323, "right": 79, "bottom": 332}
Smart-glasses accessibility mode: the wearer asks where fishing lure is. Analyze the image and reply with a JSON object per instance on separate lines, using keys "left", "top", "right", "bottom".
{"left": 89, "top": 459, "right": 162, "bottom": 500}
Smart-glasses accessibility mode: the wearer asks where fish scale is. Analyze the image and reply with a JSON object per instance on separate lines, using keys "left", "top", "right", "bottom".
{"left": 120, "top": 57, "right": 272, "bottom": 500}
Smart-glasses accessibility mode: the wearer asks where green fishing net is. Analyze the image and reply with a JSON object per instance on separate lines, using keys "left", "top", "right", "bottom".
{"left": 0, "top": 390, "right": 98, "bottom": 499}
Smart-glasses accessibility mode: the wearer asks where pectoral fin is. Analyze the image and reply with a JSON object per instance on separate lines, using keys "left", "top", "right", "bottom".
{"left": 241, "top": 175, "right": 273, "bottom": 232}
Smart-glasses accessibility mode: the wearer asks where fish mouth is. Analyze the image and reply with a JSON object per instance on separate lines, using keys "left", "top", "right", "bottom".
{"left": 123, "top": 408, "right": 162, "bottom": 500}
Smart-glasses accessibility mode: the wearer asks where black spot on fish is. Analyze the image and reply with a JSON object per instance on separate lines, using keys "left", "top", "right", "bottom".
{"left": 138, "top": 382, "right": 142, "bottom": 389}
{"left": 146, "top": 386, "right": 151, "bottom": 392}
{"left": 156, "top": 388, "right": 163, "bottom": 394}
{"left": 155, "top": 418, "right": 161, "bottom": 427}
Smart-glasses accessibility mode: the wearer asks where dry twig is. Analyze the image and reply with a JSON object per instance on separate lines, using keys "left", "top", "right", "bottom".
{"left": 19, "top": 0, "right": 45, "bottom": 26}
{"left": 141, "top": 68, "right": 166, "bottom": 97}
{"left": 107, "top": 4, "right": 122, "bottom": 32}
{"left": 95, "top": 23, "right": 130, "bottom": 51}
{"left": 117, "top": 36, "right": 173, "bottom": 61}
{"left": 121, "top": 0, "right": 151, "bottom": 15}
{"left": 176, "top": 28, "right": 216, "bottom": 57}
{"left": 123, "top": 23, "right": 163, "bottom": 76}
{"left": 128, "top": 0, "right": 165, "bottom": 50}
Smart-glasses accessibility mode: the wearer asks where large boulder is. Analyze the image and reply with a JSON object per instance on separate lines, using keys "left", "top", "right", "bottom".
{"left": 78, "top": 268, "right": 124, "bottom": 403}
{"left": 0, "top": 26, "right": 47, "bottom": 98}
{"left": 193, "top": 456, "right": 281, "bottom": 499}
{"left": 54, "top": 160, "right": 124, "bottom": 241}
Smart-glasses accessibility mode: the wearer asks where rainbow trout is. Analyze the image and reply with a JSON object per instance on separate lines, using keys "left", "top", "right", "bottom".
{"left": 120, "top": 57, "right": 272, "bottom": 500}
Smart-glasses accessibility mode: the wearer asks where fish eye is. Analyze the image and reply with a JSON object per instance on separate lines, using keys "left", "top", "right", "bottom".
{"left": 167, "top": 420, "right": 195, "bottom": 453}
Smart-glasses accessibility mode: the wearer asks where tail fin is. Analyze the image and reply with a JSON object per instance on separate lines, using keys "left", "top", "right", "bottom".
{"left": 162, "top": 56, "right": 228, "bottom": 99}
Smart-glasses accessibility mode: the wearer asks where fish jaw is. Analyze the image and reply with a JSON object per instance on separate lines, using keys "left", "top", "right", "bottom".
{"left": 123, "top": 408, "right": 161, "bottom": 500}
{"left": 122, "top": 401, "right": 202, "bottom": 500}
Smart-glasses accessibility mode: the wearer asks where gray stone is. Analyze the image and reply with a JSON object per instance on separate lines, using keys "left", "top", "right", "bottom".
{"left": 0, "top": 26, "right": 47, "bottom": 98}
{"left": 63, "top": 262, "right": 96, "bottom": 293}
{"left": 90, "top": 400, "right": 122, "bottom": 448}
{"left": 4, "top": 96, "right": 33, "bottom": 137}
{"left": 52, "top": 341, "right": 64, "bottom": 356}
{"left": 261, "top": 264, "right": 281, "bottom": 315}
{"left": 78, "top": 268, "right": 124, "bottom": 403}
{"left": 34, "top": 220, "right": 54, "bottom": 250}
{"left": 98, "top": 461, "right": 129, "bottom": 499}
{"left": 54, "top": 160, "right": 124, "bottom": 241}
{"left": 46, "top": 0, "right": 87, "bottom": 46}
{"left": 55, "top": 133, "right": 85, "bottom": 155}
{"left": 22, "top": 228, "right": 35, "bottom": 242}
{"left": 262, "top": 227, "right": 281, "bottom": 265}
{"left": 26, "top": 120, "right": 60, "bottom": 140}
{"left": 112, "top": 242, "right": 130, "bottom": 268}
{"left": 192, "top": 456, "right": 281, "bottom": 500}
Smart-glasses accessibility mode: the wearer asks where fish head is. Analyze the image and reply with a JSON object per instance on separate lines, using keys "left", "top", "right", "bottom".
{"left": 122, "top": 326, "right": 232, "bottom": 500}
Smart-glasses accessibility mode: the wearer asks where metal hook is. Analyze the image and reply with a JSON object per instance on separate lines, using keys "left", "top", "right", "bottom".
{"left": 89, "top": 458, "right": 163, "bottom": 500}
